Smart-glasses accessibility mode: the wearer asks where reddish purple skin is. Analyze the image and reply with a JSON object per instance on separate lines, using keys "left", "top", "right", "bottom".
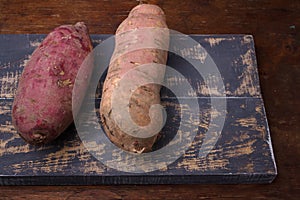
{"left": 12, "top": 22, "right": 93, "bottom": 145}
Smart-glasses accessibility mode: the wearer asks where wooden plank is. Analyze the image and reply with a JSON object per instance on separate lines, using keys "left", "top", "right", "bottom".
{"left": 0, "top": 34, "right": 276, "bottom": 185}
{"left": 0, "top": 34, "right": 261, "bottom": 98}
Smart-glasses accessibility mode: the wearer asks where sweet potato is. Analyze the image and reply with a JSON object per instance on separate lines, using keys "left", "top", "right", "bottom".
{"left": 12, "top": 22, "right": 93, "bottom": 145}
{"left": 100, "top": 4, "right": 169, "bottom": 153}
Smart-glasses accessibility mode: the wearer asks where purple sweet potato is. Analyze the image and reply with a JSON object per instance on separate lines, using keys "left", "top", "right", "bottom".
{"left": 100, "top": 4, "right": 169, "bottom": 153}
{"left": 12, "top": 22, "right": 93, "bottom": 145}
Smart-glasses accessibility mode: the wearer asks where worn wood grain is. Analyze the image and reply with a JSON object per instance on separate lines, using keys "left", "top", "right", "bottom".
{"left": 0, "top": 0, "right": 299, "bottom": 199}
{"left": 0, "top": 34, "right": 276, "bottom": 184}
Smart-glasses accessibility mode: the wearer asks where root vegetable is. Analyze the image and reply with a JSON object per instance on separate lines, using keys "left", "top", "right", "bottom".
{"left": 100, "top": 4, "right": 169, "bottom": 153}
{"left": 12, "top": 22, "right": 93, "bottom": 145}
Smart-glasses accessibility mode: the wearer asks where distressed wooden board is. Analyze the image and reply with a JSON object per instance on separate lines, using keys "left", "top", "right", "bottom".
{"left": 0, "top": 34, "right": 261, "bottom": 99}
{"left": 0, "top": 34, "right": 277, "bottom": 185}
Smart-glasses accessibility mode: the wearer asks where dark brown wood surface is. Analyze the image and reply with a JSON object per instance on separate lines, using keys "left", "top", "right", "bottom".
{"left": 0, "top": 0, "right": 299, "bottom": 199}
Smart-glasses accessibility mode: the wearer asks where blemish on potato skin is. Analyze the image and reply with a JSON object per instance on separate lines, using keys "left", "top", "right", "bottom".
{"left": 29, "top": 98, "right": 36, "bottom": 103}
{"left": 57, "top": 79, "right": 72, "bottom": 87}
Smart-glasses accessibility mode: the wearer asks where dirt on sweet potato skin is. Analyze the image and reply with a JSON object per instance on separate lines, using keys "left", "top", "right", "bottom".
{"left": 100, "top": 4, "right": 169, "bottom": 153}
{"left": 12, "top": 22, "right": 93, "bottom": 145}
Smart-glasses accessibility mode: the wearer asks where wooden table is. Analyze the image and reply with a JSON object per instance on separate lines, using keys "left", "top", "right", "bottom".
{"left": 0, "top": 0, "right": 299, "bottom": 199}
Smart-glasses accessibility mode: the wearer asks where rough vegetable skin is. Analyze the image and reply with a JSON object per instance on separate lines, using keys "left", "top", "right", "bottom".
{"left": 12, "top": 22, "right": 93, "bottom": 145}
{"left": 100, "top": 4, "right": 169, "bottom": 153}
